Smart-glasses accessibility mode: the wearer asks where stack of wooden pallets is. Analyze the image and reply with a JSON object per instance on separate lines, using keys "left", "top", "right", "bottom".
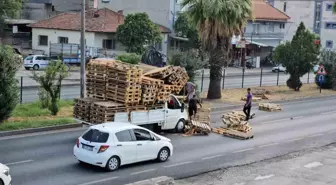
{"left": 194, "top": 108, "right": 211, "bottom": 125}
{"left": 141, "top": 76, "right": 163, "bottom": 105}
{"left": 86, "top": 60, "right": 110, "bottom": 100}
{"left": 90, "top": 101, "right": 126, "bottom": 124}
{"left": 73, "top": 97, "right": 95, "bottom": 122}
{"left": 106, "top": 61, "right": 142, "bottom": 104}
{"left": 259, "top": 103, "right": 282, "bottom": 112}
{"left": 74, "top": 59, "right": 190, "bottom": 124}
{"left": 184, "top": 120, "right": 212, "bottom": 136}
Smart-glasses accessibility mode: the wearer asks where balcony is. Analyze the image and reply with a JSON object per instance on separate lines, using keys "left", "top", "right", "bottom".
{"left": 244, "top": 32, "right": 285, "bottom": 39}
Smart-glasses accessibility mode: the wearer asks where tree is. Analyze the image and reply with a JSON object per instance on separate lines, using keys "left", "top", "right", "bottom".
{"left": 0, "top": 0, "right": 22, "bottom": 30}
{"left": 333, "top": 2, "right": 336, "bottom": 14}
{"left": 0, "top": 45, "right": 22, "bottom": 123}
{"left": 182, "top": 0, "right": 252, "bottom": 99}
{"left": 32, "top": 60, "right": 70, "bottom": 115}
{"left": 174, "top": 12, "right": 200, "bottom": 50}
{"left": 273, "top": 22, "right": 320, "bottom": 91}
{"left": 116, "top": 13, "right": 162, "bottom": 54}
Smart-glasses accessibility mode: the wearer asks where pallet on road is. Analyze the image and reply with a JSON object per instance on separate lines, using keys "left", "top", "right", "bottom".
{"left": 258, "top": 103, "right": 282, "bottom": 112}
{"left": 212, "top": 127, "right": 254, "bottom": 140}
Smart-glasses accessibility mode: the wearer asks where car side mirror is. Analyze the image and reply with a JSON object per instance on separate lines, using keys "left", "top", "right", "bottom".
{"left": 181, "top": 103, "right": 185, "bottom": 113}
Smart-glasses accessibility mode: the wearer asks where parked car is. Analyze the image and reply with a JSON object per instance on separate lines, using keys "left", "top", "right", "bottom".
{"left": 0, "top": 163, "right": 11, "bottom": 185}
{"left": 23, "top": 55, "right": 50, "bottom": 70}
{"left": 272, "top": 64, "right": 287, "bottom": 73}
{"left": 73, "top": 122, "right": 173, "bottom": 171}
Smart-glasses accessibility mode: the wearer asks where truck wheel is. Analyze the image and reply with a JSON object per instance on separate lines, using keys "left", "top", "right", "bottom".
{"left": 33, "top": 64, "right": 39, "bottom": 70}
{"left": 175, "top": 119, "right": 185, "bottom": 133}
{"left": 25, "top": 67, "right": 30, "bottom": 70}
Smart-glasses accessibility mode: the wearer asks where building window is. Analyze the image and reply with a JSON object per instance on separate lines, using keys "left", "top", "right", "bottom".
{"left": 154, "top": 42, "right": 162, "bottom": 51}
{"left": 325, "top": 22, "right": 336, "bottom": 29}
{"left": 283, "top": 2, "right": 287, "bottom": 12}
{"left": 326, "top": 3, "right": 333, "bottom": 11}
{"left": 252, "top": 24, "right": 260, "bottom": 34}
{"left": 326, "top": 40, "right": 333, "bottom": 48}
{"left": 38, "top": 35, "right": 48, "bottom": 46}
{"left": 279, "top": 23, "right": 285, "bottom": 29}
{"left": 58, "top": 37, "right": 68, "bottom": 44}
{"left": 102, "top": 39, "right": 116, "bottom": 50}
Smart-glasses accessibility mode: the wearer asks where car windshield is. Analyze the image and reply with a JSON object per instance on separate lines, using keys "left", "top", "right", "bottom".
{"left": 25, "top": 56, "right": 34, "bottom": 60}
{"left": 82, "top": 129, "right": 109, "bottom": 143}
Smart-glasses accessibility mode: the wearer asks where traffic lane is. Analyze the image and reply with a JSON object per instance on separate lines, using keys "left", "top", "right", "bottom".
{"left": 8, "top": 113, "right": 336, "bottom": 185}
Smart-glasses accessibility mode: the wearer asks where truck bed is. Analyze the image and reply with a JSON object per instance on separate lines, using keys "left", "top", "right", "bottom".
{"left": 114, "top": 109, "right": 165, "bottom": 125}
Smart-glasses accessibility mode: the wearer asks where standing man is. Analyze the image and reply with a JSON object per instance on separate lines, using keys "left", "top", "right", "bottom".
{"left": 243, "top": 88, "right": 253, "bottom": 121}
{"left": 188, "top": 94, "right": 202, "bottom": 121}
{"left": 185, "top": 81, "right": 196, "bottom": 102}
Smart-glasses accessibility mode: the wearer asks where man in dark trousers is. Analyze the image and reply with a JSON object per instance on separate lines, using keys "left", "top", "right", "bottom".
{"left": 243, "top": 88, "right": 253, "bottom": 121}
{"left": 188, "top": 94, "right": 202, "bottom": 121}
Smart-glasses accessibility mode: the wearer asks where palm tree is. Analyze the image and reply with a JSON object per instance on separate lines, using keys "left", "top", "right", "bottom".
{"left": 182, "top": 0, "right": 252, "bottom": 99}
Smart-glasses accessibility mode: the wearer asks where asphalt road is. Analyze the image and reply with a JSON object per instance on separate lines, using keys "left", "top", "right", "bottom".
{"left": 20, "top": 72, "right": 315, "bottom": 103}
{"left": 1, "top": 96, "right": 336, "bottom": 185}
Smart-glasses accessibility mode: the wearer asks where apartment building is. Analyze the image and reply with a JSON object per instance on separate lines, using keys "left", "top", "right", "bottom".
{"left": 267, "top": 0, "right": 336, "bottom": 49}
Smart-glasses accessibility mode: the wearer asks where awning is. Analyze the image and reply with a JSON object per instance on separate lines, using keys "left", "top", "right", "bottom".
{"left": 246, "top": 40, "right": 269, "bottom": 47}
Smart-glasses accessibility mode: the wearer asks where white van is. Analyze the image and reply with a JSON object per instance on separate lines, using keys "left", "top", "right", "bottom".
{"left": 24, "top": 55, "right": 50, "bottom": 70}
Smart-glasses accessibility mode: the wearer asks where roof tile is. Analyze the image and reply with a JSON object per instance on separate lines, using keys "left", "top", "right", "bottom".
{"left": 252, "top": 0, "right": 290, "bottom": 21}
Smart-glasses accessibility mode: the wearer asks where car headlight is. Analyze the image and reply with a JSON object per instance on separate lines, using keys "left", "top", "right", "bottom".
{"left": 4, "top": 169, "right": 9, "bottom": 176}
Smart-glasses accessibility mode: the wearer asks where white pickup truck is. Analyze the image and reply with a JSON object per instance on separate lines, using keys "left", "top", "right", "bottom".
{"left": 79, "top": 95, "right": 189, "bottom": 133}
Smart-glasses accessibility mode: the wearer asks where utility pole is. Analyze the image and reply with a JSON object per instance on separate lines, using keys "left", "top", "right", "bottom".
{"left": 80, "top": 0, "right": 86, "bottom": 98}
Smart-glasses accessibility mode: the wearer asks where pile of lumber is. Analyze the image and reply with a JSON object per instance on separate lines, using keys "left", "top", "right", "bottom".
{"left": 241, "top": 96, "right": 262, "bottom": 102}
{"left": 184, "top": 120, "right": 211, "bottom": 136}
{"left": 253, "top": 88, "right": 269, "bottom": 100}
{"left": 258, "top": 103, "right": 282, "bottom": 112}
{"left": 74, "top": 59, "right": 189, "bottom": 124}
{"left": 74, "top": 98, "right": 95, "bottom": 122}
{"left": 222, "top": 111, "right": 252, "bottom": 133}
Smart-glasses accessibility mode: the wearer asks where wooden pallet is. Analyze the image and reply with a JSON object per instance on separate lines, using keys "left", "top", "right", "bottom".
{"left": 212, "top": 127, "right": 254, "bottom": 140}
{"left": 142, "top": 76, "right": 164, "bottom": 86}
{"left": 241, "top": 96, "right": 262, "bottom": 102}
{"left": 258, "top": 103, "right": 282, "bottom": 112}
{"left": 143, "top": 66, "right": 174, "bottom": 79}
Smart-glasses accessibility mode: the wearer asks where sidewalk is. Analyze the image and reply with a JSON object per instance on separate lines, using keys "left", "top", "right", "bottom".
{"left": 196, "top": 67, "right": 273, "bottom": 77}
{"left": 176, "top": 144, "right": 336, "bottom": 185}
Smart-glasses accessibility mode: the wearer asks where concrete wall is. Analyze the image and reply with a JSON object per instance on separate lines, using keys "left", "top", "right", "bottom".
{"left": 22, "top": 3, "right": 52, "bottom": 20}
{"left": 320, "top": 1, "right": 336, "bottom": 49}
{"left": 97, "top": 0, "right": 175, "bottom": 30}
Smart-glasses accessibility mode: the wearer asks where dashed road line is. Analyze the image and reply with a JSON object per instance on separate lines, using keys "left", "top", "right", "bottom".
{"left": 259, "top": 143, "right": 279, "bottom": 148}
{"left": 77, "top": 177, "right": 119, "bottom": 185}
{"left": 164, "top": 161, "right": 193, "bottom": 168}
{"left": 285, "top": 137, "right": 304, "bottom": 142}
{"left": 202, "top": 155, "right": 223, "bottom": 160}
{"left": 232, "top": 148, "right": 254, "bottom": 153}
{"left": 5, "top": 160, "right": 34, "bottom": 166}
{"left": 304, "top": 162, "right": 323, "bottom": 169}
{"left": 261, "top": 118, "right": 290, "bottom": 124}
{"left": 130, "top": 169, "right": 156, "bottom": 175}
{"left": 255, "top": 174, "right": 275, "bottom": 180}
{"left": 328, "top": 130, "right": 336, "bottom": 134}
{"left": 321, "top": 111, "right": 336, "bottom": 115}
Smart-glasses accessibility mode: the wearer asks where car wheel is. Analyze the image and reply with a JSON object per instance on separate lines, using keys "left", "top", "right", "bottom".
{"left": 175, "top": 119, "right": 185, "bottom": 133}
{"left": 24, "top": 67, "right": 30, "bottom": 70}
{"left": 157, "top": 147, "right": 170, "bottom": 162}
{"left": 106, "top": 156, "right": 120, "bottom": 172}
{"left": 0, "top": 179, "right": 4, "bottom": 185}
{"left": 33, "top": 64, "right": 39, "bottom": 70}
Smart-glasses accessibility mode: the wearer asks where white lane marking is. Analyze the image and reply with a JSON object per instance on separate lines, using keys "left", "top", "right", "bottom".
{"left": 285, "top": 137, "right": 304, "bottom": 142}
{"left": 164, "top": 161, "right": 193, "bottom": 168}
{"left": 77, "top": 176, "right": 119, "bottom": 185}
{"left": 307, "top": 133, "right": 323, "bottom": 138}
{"left": 321, "top": 111, "right": 336, "bottom": 115}
{"left": 5, "top": 160, "right": 34, "bottom": 166}
{"left": 255, "top": 174, "right": 275, "bottom": 180}
{"left": 202, "top": 155, "right": 223, "bottom": 160}
{"left": 130, "top": 169, "right": 156, "bottom": 175}
{"left": 304, "top": 162, "right": 323, "bottom": 169}
{"left": 259, "top": 143, "right": 279, "bottom": 148}
{"left": 232, "top": 148, "right": 254, "bottom": 153}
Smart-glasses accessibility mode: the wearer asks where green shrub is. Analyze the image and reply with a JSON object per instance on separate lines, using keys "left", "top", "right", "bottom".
{"left": 116, "top": 53, "right": 141, "bottom": 64}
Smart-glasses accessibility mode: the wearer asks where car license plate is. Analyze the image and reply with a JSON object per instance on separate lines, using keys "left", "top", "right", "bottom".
{"left": 82, "top": 145, "right": 93, "bottom": 151}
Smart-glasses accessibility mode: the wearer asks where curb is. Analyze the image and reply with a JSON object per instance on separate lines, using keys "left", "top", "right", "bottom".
{"left": 125, "top": 176, "right": 174, "bottom": 185}
{"left": 209, "top": 95, "right": 336, "bottom": 112}
{"left": 0, "top": 123, "right": 83, "bottom": 137}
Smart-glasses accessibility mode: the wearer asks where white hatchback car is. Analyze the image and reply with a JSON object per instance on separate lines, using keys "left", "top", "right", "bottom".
{"left": 0, "top": 163, "right": 11, "bottom": 185}
{"left": 23, "top": 55, "right": 50, "bottom": 70}
{"left": 73, "top": 122, "right": 173, "bottom": 171}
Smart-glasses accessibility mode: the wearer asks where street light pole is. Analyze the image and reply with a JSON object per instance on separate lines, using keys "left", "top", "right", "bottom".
{"left": 80, "top": 0, "right": 86, "bottom": 98}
